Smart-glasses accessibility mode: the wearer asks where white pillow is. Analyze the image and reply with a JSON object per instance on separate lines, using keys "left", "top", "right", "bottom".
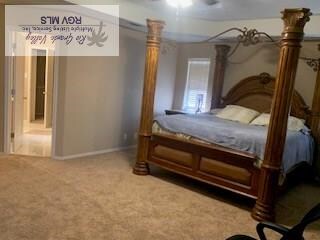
{"left": 250, "top": 113, "right": 305, "bottom": 131}
{"left": 216, "top": 105, "right": 260, "bottom": 124}
{"left": 250, "top": 113, "right": 270, "bottom": 126}
{"left": 288, "top": 116, "right": 306, "bottom": 131}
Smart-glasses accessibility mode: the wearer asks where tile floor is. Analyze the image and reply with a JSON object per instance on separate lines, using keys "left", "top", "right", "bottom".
{"left": 13, "top": 119, "right": 52, "bottom": 157}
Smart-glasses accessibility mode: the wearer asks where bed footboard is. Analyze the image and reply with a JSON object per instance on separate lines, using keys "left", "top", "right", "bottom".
{"left": 148, "top": 134, "right": 261, "bottom": 198}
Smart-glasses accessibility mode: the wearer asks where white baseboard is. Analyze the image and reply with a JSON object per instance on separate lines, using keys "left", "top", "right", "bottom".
{"left": 52, "top": 145, "right": 136, "bottom": 160}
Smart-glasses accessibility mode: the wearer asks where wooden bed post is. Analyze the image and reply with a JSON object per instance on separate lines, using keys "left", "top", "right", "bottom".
{"left": 211, "top": 45, "right": 230, "bottom": 109}
{"left": 133, "top": 19, "right": 165, "bottom": 175}
{"left": 252, "top": 8, "right": 311, "bottom": 221}
{"left": 309, "top": 46, "right": 320, "bottom": 143}
{"left": 310, "top": 57, "right": 320, "bottom": 141}
{"left": 309, "top": 45, "right": 320, "bottom": 176}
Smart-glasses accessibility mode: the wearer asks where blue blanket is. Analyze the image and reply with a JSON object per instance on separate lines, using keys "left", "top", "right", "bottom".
{"left": 154, "top": 114, "right": 314, "bottom": 174}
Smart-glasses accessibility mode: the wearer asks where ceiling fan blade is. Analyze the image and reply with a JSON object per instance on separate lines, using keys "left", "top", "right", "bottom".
{"left": 201, "top": 0, "right": 219, "bottom": 6}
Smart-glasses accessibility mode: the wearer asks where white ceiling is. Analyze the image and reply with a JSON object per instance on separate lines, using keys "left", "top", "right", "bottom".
{"left": 130, "top": 0, "right": 320, "bottom": 21}
{"left": 69, "top": 0, "right": 320, "bottom": 41}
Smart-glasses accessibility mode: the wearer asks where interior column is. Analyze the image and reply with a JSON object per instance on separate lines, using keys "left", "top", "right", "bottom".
{"left": 133, "top": 19, "right": 165, "bottom": 175}
{"left": 252, "top": 8, "right": 311, "bottom": 221}
{"left": 211, "top": 45, "right": 230, "bottom": 109}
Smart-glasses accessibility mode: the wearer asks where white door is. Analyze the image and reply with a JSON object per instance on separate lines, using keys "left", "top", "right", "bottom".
{"left": 11, "top": 56, "right": 25, "bottom": 152}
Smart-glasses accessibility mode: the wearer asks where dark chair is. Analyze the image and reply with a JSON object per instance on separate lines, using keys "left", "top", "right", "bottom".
{"left": 227, "top": 203, "right": 320, "bottom": 240}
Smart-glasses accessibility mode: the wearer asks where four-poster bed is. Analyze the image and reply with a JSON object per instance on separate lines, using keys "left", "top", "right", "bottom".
{"left": 133, "top": 8, "right": 318, "bottom": 221}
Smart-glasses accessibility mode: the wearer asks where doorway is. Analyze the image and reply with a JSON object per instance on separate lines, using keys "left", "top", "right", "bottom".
{"left": 7, "top": 49, "right": 55, "bottom": 157}
{"left": 35, "top": 54, "right": 46, "bottom": 121}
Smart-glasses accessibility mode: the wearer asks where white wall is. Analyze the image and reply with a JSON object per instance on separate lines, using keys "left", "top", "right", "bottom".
{"left": 0, "top": 4, "right": 4, "bottom": 152}
{"left": 173, "top": 42, "right": 319, "bottom": 110}
{"left": 13, "top": 57, "right": 25, "bottom": 149}
{"left": 54, "top": 28, "right": 177, "bottom": 157}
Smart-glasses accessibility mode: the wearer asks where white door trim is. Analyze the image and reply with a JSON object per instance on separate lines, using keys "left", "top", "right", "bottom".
{"left": 51, "top": 56, "right": 59, "bottom": 159}
{"left": 4, "top": 57, "right": 11, "bottom": 154}
{"left": 4, "top": 51, "right": 59, "bottom": 157}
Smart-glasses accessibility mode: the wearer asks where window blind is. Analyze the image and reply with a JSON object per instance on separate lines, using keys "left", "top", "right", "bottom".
{"left": 183, "top": 59, "right": 211, "bottom": 112}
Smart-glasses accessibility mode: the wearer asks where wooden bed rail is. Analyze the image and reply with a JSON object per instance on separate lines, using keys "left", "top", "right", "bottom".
{"left": 252, "top": 8, "right": 311, "bottom": 221}
{"left": 133, "top": 19, "right": 165, "bottom": 175}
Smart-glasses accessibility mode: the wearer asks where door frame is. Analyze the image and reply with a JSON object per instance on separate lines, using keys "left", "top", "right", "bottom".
{"left": 29, "top": 48, "right": 51, "bottom": 127}
{"left": 4, "top": 47, "right": 59, "bottom": 157}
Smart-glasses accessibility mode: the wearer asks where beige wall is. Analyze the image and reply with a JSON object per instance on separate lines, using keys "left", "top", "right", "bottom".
{"left": 55, "top": 28, "right": 177, "bottom": 157}
{"left": 173, "top": 42, "right": 319, "bottom": 110}
{"left": 173, "top": 43, "right": 216, "bottom": 111}
{"left": 155, "top": 46, "right": 177, "bottom": 115}
{"left": 223, "top": 42, "right": 318, "bottom": 106}
{"left": 0, "top": 4, "right": 4, "bottom": 152}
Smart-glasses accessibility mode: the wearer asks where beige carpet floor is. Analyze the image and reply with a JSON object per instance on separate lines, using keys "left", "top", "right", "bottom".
{"left": 0, "top": 150, "right": 319, "bottom": 240}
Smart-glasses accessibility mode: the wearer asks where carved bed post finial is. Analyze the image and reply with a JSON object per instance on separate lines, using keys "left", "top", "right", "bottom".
{"left": 133, "top": 19, "right": 165, "bottom": 175}
{"left": 252, "top": 8, "right": 311, "bottom": 221}
{"left": 211, "top": 45, "right": 230, "bottom": 109}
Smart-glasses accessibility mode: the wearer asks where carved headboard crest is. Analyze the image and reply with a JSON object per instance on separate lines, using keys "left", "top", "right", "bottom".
{"left": 221, "top": 73, "right": 310, "bottom": 121}
{"left": 258, "top": 72, "right": 273, "bottom": 84}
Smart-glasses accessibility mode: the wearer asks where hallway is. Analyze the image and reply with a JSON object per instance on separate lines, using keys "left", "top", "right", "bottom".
{"left": 14, "top": 120, "right": 51, "bottom": 157}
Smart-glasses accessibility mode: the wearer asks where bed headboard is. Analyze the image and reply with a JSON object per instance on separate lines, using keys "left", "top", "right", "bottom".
{"left": 221, "top": 72, "right": 310, "bottom": 121}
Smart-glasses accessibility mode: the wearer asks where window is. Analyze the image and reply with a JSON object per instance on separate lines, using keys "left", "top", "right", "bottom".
{"left": 183, "top": 58, "right": 211, "bottom": 112}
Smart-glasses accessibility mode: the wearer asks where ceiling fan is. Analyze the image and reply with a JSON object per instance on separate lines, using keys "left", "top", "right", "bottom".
{"left": 150, "top": 0, "right": 220, "bottom": 8}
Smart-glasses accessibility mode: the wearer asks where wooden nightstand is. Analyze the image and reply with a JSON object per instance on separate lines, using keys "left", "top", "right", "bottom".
{"left": 165, "top": 109, "right": 188, "bottom": 115}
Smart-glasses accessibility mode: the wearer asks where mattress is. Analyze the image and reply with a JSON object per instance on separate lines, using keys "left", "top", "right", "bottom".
{"left": 152, "top": 113, "right": 314, "bottom": 174}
